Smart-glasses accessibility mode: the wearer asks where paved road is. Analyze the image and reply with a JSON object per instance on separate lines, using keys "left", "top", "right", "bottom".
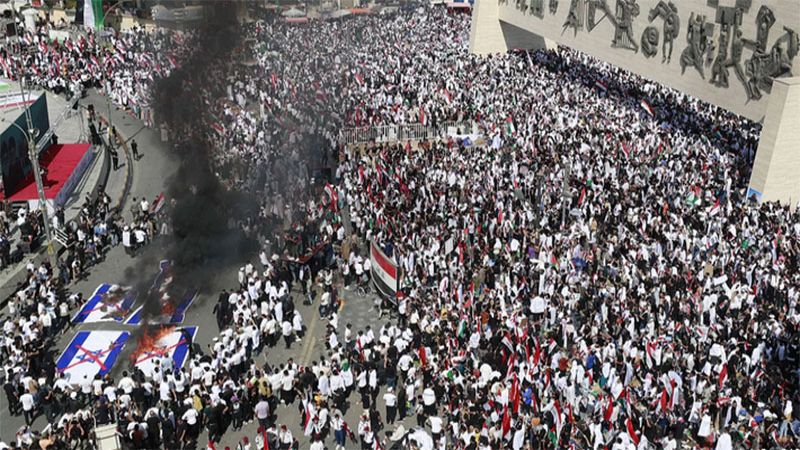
{"left": 0, "top": 94, "right": 425, "bottom": 448}
{"left": 0, "top": 92, "right": 179, "bottom": 442}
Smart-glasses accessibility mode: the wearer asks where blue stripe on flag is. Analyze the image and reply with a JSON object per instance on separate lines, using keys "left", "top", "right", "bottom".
{"left": 171, "top": 327, "right": 197, "bottom": 370}
{"left": 99, "top": 332, "right": 130, "bottom": 377}
{"left": 125, "top": 307, "right": 143, "bottom": 325}
{"left": 56, "top": 331, "right": 91, "bottom": 371}
{"left": 169, "top": 290, "right": 197, "bottom": 323}
{"left": 72, "top": 284, "right": 112, "bottom": 323}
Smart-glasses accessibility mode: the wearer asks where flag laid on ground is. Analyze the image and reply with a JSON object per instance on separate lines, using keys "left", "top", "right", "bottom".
{"left": 133, "top": 326, "right": 197, "bottom": 378}
{"left": 125, "top": 290, "right": 196, "bottom": 325}
{"left": 56, "top": 331, "right": 130, "bottom": 384}
{"left": 72, "top": 284, "right": 137, "bottom": 323}
{"left": 125, "top": 260, "right": 196, "bottom": 324}
{"left": 83, "top": 0, "right": 104, "bottom": 29}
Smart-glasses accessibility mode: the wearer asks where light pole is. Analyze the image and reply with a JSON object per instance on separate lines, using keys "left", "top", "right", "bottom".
{"left": 9, "top": 0, "right": 56, "bottom": 268}
{"left": 95, "top": 0, "right": 128, "bottom": 142}
{"left": 1, "top": 119, "right": 57, "bottom": 268}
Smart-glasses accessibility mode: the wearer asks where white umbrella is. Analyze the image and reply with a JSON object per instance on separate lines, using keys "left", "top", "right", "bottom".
{"left": 530, "top": 296, "right": 547, "bottom": 314}
{"left": 282, "top": 7, "right": 306, "bottom": 17}
{"left": 407, "top": 428, "right": 434, "bottom": 450}
{"left": 328, "top": 9, "right": 351, "bottom": 18}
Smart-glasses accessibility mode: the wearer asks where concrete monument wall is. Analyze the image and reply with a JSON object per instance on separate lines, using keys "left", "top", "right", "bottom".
{"left": 470, "top": 0, "right": 800, "bottom": 206}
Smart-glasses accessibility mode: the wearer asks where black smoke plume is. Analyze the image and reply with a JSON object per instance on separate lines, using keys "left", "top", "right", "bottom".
{"left": 120, "top": 1, "right": 258, "bottom": 362}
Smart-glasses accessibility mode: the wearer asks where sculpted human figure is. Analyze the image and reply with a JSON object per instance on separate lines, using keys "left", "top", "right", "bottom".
{"left": 681, "top": 13, "right": 712, "bottom": 79}
{"left": 648, "top": 1, "right": 680, "bottom": 63}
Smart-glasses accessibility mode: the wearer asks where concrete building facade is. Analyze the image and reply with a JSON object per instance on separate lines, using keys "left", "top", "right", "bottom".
{"left": 470, "top": 0, "right": 800, "bottom": 206}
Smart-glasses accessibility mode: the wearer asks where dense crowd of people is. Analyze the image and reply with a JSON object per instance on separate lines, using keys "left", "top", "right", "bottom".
{"left": 0, "top": 3, "right": 799, "bottom": 450}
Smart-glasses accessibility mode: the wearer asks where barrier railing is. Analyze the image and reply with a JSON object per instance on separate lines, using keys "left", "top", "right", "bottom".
{"left": 340, "top": 121, "right": 476, "bottom": 145}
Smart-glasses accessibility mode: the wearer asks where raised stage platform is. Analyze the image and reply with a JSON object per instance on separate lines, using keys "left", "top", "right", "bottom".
{"left": 0, "top": 143, "right": 94, "bottom": 207}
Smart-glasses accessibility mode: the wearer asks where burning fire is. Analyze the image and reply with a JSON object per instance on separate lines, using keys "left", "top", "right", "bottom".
{"left": 130, "top": 325, "right": 175, "bottom": 363}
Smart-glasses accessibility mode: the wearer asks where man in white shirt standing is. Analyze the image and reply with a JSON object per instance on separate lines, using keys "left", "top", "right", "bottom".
{"left": 20, "top": 391, "right": 36, "bottom": 425}
{"left": 383, "top": 387, "right": 397, "bottom": 424}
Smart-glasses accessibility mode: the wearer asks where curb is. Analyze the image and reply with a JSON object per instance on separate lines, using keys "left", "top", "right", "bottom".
{"left": 0, "top": 112, "right": 135, "bottom": 312}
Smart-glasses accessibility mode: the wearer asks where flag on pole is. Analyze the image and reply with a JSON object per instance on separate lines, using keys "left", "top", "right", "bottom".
{"left": 708, "top": 198, "right": 721, "bottom": 217}
{"left": 626, "top": 416, "right": 640, "bottom": 445}
{"left": 505, "top": 115, "right": 515, "bottom": 135}
{"left": 640, "top": 99, "right": 654, "bottom": 117}
{"left": 418, "top": 345, "right": 427, "bottom": 367}
{"left": 324, "top": 183, "right": 338, "bottom": 211}
{"left": 686, "top": 186, "right": 702, "bottom": 206}
{"left": 719, "top": 364, "right": 728, "bottom": 389}
{"left": 83, "top": 0, "right": 104, "bottom": 29}
{"left": 501, "top": 404, "right": 511, "bottom": 439}
{"left": 621, "top": 142, "right": 630, "bottom": 159}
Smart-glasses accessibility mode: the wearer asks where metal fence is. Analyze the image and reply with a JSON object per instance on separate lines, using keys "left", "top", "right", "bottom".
{"left": 340, "top": 121, "right": 476, "bottom": 145}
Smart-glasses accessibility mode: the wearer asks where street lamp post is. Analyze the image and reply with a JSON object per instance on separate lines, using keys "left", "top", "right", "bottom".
{"left": 9, "top": 0, "right": 57, "bottom": 268}
{"left": 2, "top": 120, "right": 57, "bottom": 268}
{"left": 95, "top": 0, "right": 128, "bottom": 143}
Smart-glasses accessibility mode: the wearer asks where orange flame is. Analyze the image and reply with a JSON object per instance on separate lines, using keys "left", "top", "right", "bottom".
{"left": 130, "top": 325, "right": 175, "bottom": 363}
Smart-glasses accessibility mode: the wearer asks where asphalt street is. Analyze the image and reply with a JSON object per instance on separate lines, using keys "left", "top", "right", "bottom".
{"left": 0, "top": 94, "right": 427, "bottom": 449}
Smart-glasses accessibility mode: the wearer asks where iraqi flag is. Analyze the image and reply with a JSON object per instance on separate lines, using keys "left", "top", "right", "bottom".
{"left": 621, "top": 142, "right": 631, "bottom": 159}
{"left": 72, "top": 284, "right": 137, "bottom": 324}
{"left": 501, "top": 404, "right": 512, "bottom": 439}
{"left": 626, "top": 416, "right": 640, "bottom": 445}
{"left": 355, "top": 73, "right": 364, "bottom": 86}
{"left": 150, "top": 192, "right": 166, "bottom": 215}
{"left": 56, "top": 331, "right": 130, "bottom": 384}
{"left": 302, "top": 395, "right": 315, "bottom": 436}
{"left": 324, "top": 183, "right": 338, "bottom": 211}
{"left": 83, "top": 0, "right": 104, "bottom": 29}
{"left": 595, "top": 80, "right": 608, "bottom": 92}
{"left": 133, "top": 327, "right": 197, "bottom": 378}
{"left": 718, "top": 364, "right": 728, "bottom": 389}
{"left": 418, "top": 345, "right": 427, "bottom": 367}
{"left": 707, "top": 198, "right": 721, "bottom": 217}
{"left": 640, "top": 99, "right": 654, "bottom": 117}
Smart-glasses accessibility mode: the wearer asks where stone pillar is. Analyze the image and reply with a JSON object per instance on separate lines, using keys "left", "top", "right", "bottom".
{"left": 469, "top": 0, "right": 555, "bottom": 55}
{"left": 22, "top": 8, "right": 38, "bottom": 32}
{"left": 748, "top": 77, "right": 800, "bottom": 208}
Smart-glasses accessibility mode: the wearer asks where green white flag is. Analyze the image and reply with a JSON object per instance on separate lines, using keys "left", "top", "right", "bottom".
{"left": 84, "top": 0, "right": 104, "bottom": 29}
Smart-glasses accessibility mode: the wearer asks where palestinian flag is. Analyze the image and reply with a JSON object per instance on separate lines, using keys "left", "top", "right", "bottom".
{"left": 83, "top": 0, "right": 104, "bottom": 29}
{"left": 457, "top": 318, "right": 468, "bottom": 338}
{"left": 505, "top": 115, "right": 515, "bottom": 135}
{"left": 686, "top": 186, "right": 702, "bottom": 206}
